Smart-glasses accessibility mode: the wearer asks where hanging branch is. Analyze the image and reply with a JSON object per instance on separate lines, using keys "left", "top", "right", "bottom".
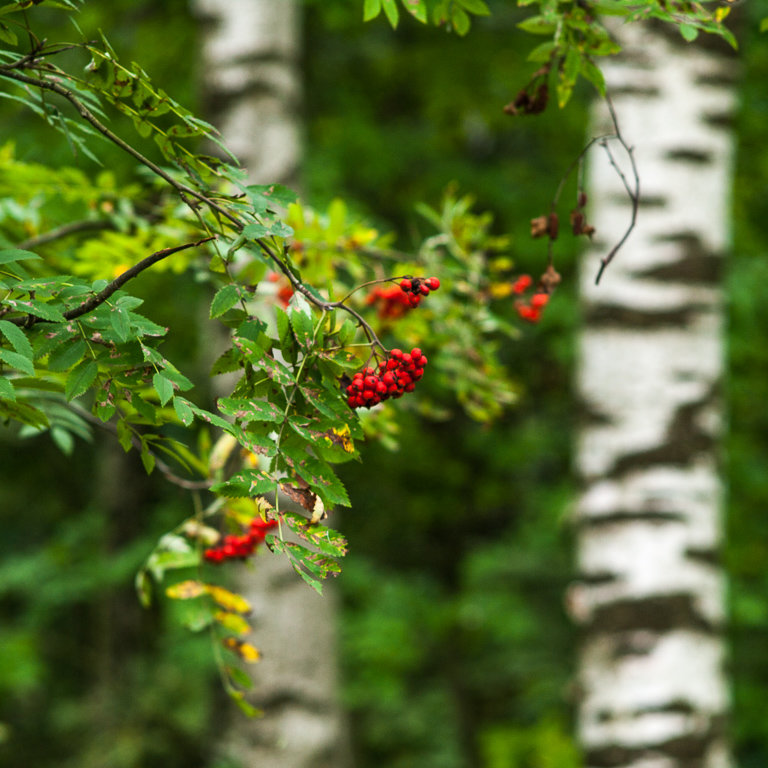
{"left": 529, "top": 92, "right": 639, "bottom": 287}
{"left": 593, "top": 95, "right": 640, "bottom": 285}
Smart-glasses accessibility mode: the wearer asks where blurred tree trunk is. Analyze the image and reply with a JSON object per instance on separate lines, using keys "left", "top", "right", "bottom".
{"left": 571, "top": 23, "right": 736, "bottom": 768}
{"left": 192, "top": 2, "right": 351, "bottom": 766}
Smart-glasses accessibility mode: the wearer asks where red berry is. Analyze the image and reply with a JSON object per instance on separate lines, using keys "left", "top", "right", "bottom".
{"left": 408, "top": 294, "right": 421, "bottom": 307}
{"left": 411, "top": 347, "right": 422, "bottom": 359}
{"left": 419, "top": 283, "right": 430, "bottom": 296}
{"left": 399, "top": 279, "right": 412, "bottom": 291}
{"left": 426, "top": 277, "right": 440, "bottom": 291}
{"left": 512, "top": 275, "right": 533, "bottom": 294}
{"left": 390, "top": 348, "right": 403, "bottom": 358}
{"left": 531, "top": 292, "right": 549, "bottom": 309}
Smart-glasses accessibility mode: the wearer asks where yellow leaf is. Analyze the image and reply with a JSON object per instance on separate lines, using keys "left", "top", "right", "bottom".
{"left": 166, "top": 579, "right": 205, "bottom": 600}
{"left": 324, "top": 424, "right": 354, "bottom": 453}
{"left": 205, "top": 585, "right": 252, "bottom": 614}
{"left": 490, "top": 282, "right": 514, "bottom": 299}
{"left": 223, "top": 637, "right": 261, "bottom": 663}
{"left": 215, "top": 611, "right": 252, "bottom": 635}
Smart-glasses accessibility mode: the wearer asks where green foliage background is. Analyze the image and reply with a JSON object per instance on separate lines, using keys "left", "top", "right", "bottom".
{"left": 0, "top": 1, "right": 766, "bottom": 767}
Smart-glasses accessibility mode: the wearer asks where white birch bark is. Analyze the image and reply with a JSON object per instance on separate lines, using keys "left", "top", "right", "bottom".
{"left": 570, "top": 22, "right": 736, "bottom": 768}
{"left": 192, "top": 2, "right": 351, "bottom": 766}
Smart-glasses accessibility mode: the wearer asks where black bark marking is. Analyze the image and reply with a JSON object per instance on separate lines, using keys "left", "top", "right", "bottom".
{"left": 610, "top": 84, "right": 661, "bottom": 99}
{"left": 638, "top": 194, "right": 668, "bottom": 209}
{"left": 702, "top": 111, "right": 735, "bottom": 130}
{"left": 586, "top": 593, "right": 719, "bottom": 636}
{"left": 606, "top": 193, "right": 668, "bottom": 210}
{"left": 693, "top": 72, "right": 740, "bottom": 88}
{"left": 580, "top": 571, "right": 620, "bottom": 586}
{"left": 584, "top": 715, "right": 727, "bottom": 768}
{"left": 577, "top": 510, "right": 686, "bottom": 529}
{"left": 604, "top": 387, "right": 720, "bottom": 479}
{"left": 639, "top": 232, "right": 723, "bottom": 284}
{"left": 636, "top": 699, "right": 696, "bottom": 716}
{"left": 579, "top": 399, "right": 614, "bottom": 427}
{"left": 664, "top": 148, "right": 713, "bottom": 164}
{"left": 584, "top": 304, "right": 701, "bottom": 329}
{"left": 685, "top": 547, "right": 720, "bottom": 566}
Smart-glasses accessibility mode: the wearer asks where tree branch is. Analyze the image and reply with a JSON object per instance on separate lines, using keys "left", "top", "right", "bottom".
{"left": 594, "top": 95, "right": 640, "bottom": 285}
{"left": 15, "top": 219, "right": 116, "bottom": 250}
{"left": 8, "top": 236, "right": 215, "bottom": 327}
{"left": 0, "top": 67, "right": 243, "bottom": 231}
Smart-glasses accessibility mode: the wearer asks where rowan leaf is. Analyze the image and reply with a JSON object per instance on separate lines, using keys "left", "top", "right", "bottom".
{"left": 0, "top": 319, "right": 33, "bottom": 361}
{"left": 210, "top": 283, "right": 241, "bottom": 318}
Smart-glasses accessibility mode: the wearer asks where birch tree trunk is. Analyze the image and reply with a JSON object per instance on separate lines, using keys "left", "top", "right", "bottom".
{"left": 571, "top": 23, "right": 737, "bottom": 768}
{"left": 192, "top": 3, "right": 350, "bottom": 766}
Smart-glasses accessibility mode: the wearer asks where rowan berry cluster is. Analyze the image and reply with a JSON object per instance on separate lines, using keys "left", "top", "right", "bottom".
{"left": 512, "top": 274, "right": 550, "bottom": 323}
{"left": 398, "top": 276, "right": 440, "bottom": 308}
{"left": 346, "top": 347, "right": 428, "bottom": 409}
{"left": 366, "top": 276, "right": 441, "bottom": 319}
{"left": 204, "top": 517, "right": 278, "bottom": 564}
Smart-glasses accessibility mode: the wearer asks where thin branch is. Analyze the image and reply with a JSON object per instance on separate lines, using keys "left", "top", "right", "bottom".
{"left": 15, "top": 219, "right": 115, "bottom": 250}
{"left": 69, "top": 402, "right": 213, "bottom": 490}
{"left": 0, "top": 67, "right": 244, "bottom": 231}
{"left": 594, "top": 95, "right": 640, "bottom": 285}
{"left": 8, "top": 236, "right": 215, "bottom": 327}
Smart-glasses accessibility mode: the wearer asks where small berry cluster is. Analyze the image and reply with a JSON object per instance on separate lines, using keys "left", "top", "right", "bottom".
{"left": 398, "top": 276, "right": 440, "bottom": 308}
{"left": 266, "top": 271, "right": 295, "bottom": 308}
{"left": 366, "top": 276, "right": 441, "bottom": 319}
{"left": 204, "top": 517, "right": 278, "bottom": 564}
{"left": 512, "top": 274, "right": 550, "bottom": 323}
{"left": 366, "top": 284, "right": 412, "bottom": 319}
{"left": 346, "top": 347, "right": 428, "bottom": 409}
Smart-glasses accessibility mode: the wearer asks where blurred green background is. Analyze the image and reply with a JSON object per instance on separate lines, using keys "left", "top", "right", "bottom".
{"left": 0, "top": 1, "right": 766, "bottom": 767}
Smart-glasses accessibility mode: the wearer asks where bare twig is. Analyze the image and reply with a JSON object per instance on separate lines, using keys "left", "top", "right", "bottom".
{"left": 594, "top": 95, "right": 640, "bottom": 285}
{"left": 15, "top": 219, "right": 116, "bottom": 250}
{"left": 68, "top": 402, "right": 213, "bottom": 490}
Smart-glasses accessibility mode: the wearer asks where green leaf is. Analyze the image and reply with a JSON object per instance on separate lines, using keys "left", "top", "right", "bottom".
{"left": 457, "top": 0, "right": 490, "bottom": 15}
{"left": 0, "top": 21, "right": 17, "bottom": 45}
{"left": 210, "top": 284, "right": 241, "bottom": 319}
{"left": 218, "top": 397, "right": 285, "bottom": 424}
{"left": 110, "top": 306, "right": 132, "bottom": 343}
{"left": 140, "top": 439, "right": 155, "bottom": 474}
{"left": 527, "top": 41, "right": 556, "bottom": 63}
{"left": 679, "top": 23, "right": 698, "bottom": 42}
{"left": 0, "top": 249, "right": 41, "bottom": 265}
{"left": 0, "top": 375, "right": 15, "bottom": 402}
{"left": 382, "top": 0, "right": 399, "bottom": 27}
{"left": 48, "top": 339, "right": 87, "bottom": 372}
{"left": 761, "top": 16, "right": 768, "bottom": 33}
{"left": 153, "top": 372, "right": 174, "bottom": 405}
{"left": 401, "top": 0, "right": 427, "bottom": 23}
{"left": 210, "top": 469, "right": 277, "bottom": 499}
{"left": 0, "top": 319, "right": 33, "bottom": 361}
{"left": 364, "top": 0, "right": 382, "bottom": 21}
{"left": 65, "top": 358, "right": 98, "bottom": 401}
{"left": 589, "top": 0, "right": 630, "bottom": 15}
{"left": 0, "top": 348, "right": 34, "bottom": 375}
{"left": 557, "top": 47, "right": 580, "bottom": 108}
{"left": 580, "top": 57, "right": 606, "bottom": 97}
{"left": 289, "top": 303, "right": 314, "bottom": 347}
{"left": 242, "top": 222, "right": 270, "bottom": 239}
{"left": 21, "top": 300, "right": 66, "bottom": 323}
{"left": 173, "top": 396, "right": 195, "bottom": 426}
{"left": 517, "top": 15, "right": 556, "bottom": 35}
{"left": 451, "top": 6, "right": 470, "bottom": 35}
{"left": 135, "top": 569, "right": 153, "bottom": 608}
